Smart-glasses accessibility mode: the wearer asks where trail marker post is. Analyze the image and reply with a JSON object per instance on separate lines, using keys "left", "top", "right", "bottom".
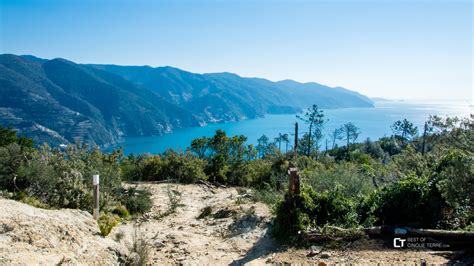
{"left": 92, "top": 174, "right": 100, "bottom": 220}
{"left": 288, "top": 122, "right": 300, "bottom": 197}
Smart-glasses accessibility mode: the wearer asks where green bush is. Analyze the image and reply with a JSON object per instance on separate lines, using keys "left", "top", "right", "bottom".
{"left": 431, "top": 149, "right": 473, "bottom": 228}
{"left": 389, "top": 146, "right": 429, "bottom": 179}
{"left": 112, "top": 205, "right": 131, "bottom": 219}
{"left": 122, "top": 151, "right": 207, "bottom": 183}
{"left": 121, "top": 155, "right": 151, "bottom": 181}
{"left": 205, "top": 154, "right": 229, "bottom": 184}
{"left": 119, "top": 187, "right": 152, "bottom": 215}
{"left": 98, "top": 213, "right": 121, "bottom": 237}
{"left": 252, "top": 186, "right": 285, "bottom": 207}
{"left": 0, "top": 126, "right": 33, "bottom": 149}
{"left": 15, "top": 147, "right": 94, "bottom": 209}
{"left": 0, "top": 143, "right": 27, "bottom": 191}
{"left": 362, "top": 138, "right": 385, "bottom": 159}
{"left": 379, "top": 136, "right": 402, "bottom": 156}
{"left": 367, "top": 175, "right": 444, "bottom": 228}
{"left": 241, "top": 160, "right": 272, "bottom": 187}
{"left": 273, "top": 185, "right": 358, "bottom": 241}
{"left": 161, "top": 151, "right": 207, "bottom": 183}
{"left": 303, "top": 161, "right": 376, "bottom": 198}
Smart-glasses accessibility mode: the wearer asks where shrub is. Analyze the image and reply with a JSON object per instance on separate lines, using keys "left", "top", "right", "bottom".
{"left": 205, "top": 154, "right": 229, "bottom": 184}
{"left": 303, "top": 161, "right": 375, "bottom": 198}
{"left": 431, "top": 149, "right": 473, "bottom": 228}
{"left": 121, "top": 155, "right": 152, "bottom": 181}
{"left": 119, "top": 187, "right": 152, "bottom": 215}
{"left": 161, "top": 151, "right": 207, "bottom": 183}
{"left": 19, "top": 195, "right": 50, "bottom": 209}
{"left": 123, "top": 152, "right": 207, "bottom": 183}
{"left": 0, "top": 143, "right": 27, "bottom": 191}
{"left": 273, "top": 185, "right": 358, "bottom": 241}
{"left": 362, "top": 138, "right": 384, "bottom": 159}
{"left": 389, "top": 146, "right": 428, "bottom": 179}
{"left": 379, "top": 136, "right": 402, "bottom": 156}
{"left": 252, "top": 186, "right": 285, "bottom": 207}
{"left": 241, "top": 160, "right": 272, "bottom": 188}
{"left": 127, "top": 227, "right": 150, "bottom": 266}
{"left": 0, "top": 126, "right": 33, "bottom": 149}
{"left": 165, "top": 184, "right": 182, "bottom": 214}
{"left": 112, "top": 205, "right": 131, "bottom": 219}
{"left": 98, "top": 213, "right": 121, "bottom": 237}
{"left": 369, "top": 175, "right": 444, "bottom": 228}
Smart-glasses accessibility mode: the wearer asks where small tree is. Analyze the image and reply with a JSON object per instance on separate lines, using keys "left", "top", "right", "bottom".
{"left": 0, "top": 126, "right": 33, "bottom": 149}
{"left": 391, "top": 119, "right": 418, "bottom": 145}
{"left": 297, "top": 133, "right": 315, "bottom": 156}
{"left": 274, "top": 133, "right": 284, "bottom": 151}
{"left": 190, "top": 137, "right": 209, "bottom": 159}
{"left": 281, "top": 133, "right": 290, "bottom": 153}
{"left": 341, "top": 122, "right": 360, "bottom": 156}
{"left": 256, "top": 134, "right": 270, "bottom": 158}
{"left": 329, "top": 127, "right": 344, "bottom": 149}
{"left": 297, "top": 104, "right": 326, "bottom": 156}
{"left": 246, "top": 144, "right": 257, "bottom": 160}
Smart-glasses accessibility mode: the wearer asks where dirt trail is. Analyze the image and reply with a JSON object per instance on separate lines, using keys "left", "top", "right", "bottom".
{"left": 112, "top": 183, "right": 453, "bottom": 265}
{"left": 113, "top": 183, "right": 276, "bottom": 265}
{"left": 0, "top": 183, "right": 456, "bottom": 265}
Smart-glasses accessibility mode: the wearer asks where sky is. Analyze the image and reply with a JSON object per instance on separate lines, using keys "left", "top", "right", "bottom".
{"left": 0, "top": 0, "right": 472, "bottom": 101}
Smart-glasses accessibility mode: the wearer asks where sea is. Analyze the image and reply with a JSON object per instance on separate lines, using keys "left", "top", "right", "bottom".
{"left": 114, "top": 100, "right": 472, "bottom": 155}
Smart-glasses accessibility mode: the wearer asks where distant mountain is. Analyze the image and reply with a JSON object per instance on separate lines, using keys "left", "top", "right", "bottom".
{"left": 0, "top": 54, "right": 198, "bottom": 146}
{"left": 0, "top": 54, "right": 373, "bottom": 147}
{"left": 90, "top": 64, "right": 374, "bottom": 122}
{"left": 370, "top": 97, "right": 393, "bottom": 102}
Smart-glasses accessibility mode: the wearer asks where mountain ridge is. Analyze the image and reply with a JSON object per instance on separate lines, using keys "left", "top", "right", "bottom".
{"left": 1, "top": 54, "right": 373, "bottom": 147}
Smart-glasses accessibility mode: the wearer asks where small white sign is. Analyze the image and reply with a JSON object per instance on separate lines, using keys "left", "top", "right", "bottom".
{"left": 93, "top": 174, "right": 100, "bottom": 185}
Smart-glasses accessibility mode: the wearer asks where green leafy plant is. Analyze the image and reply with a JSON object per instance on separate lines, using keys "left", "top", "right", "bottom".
{"left": 98, "top": 213, "right": 121, "bottom": 237}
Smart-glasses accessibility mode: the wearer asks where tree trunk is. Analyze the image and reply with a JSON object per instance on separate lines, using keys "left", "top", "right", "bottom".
{"left": 346, "top": 131, "right": 350, "bottom": 157}
{"left": 294, "top": 123, "right": 298, "bottom": 160}
{"left": 308, "top": 123, "right": 313, "bottom": 156}
{"left": 422, "top": 122, "right": 427, "bottom": 155}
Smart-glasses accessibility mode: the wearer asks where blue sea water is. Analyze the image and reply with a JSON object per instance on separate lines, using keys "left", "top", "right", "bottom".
{"left": 117, "top": 100, "right": 472, "bottom": 155}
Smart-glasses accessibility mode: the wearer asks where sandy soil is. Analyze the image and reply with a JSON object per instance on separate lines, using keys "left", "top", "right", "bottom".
{"left": 111, "top": 183, "right": 455, "bottom": 265}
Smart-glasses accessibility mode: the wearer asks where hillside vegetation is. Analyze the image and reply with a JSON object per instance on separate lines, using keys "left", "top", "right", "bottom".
{"left": 90, "top": 64, "right": 373, "bottom": 122}
{"left": 1, "top": 108, "right": 472, "bottom": 236}
{"left": 0, "top": 54, "right": 198, "bottom": 147}
{"left": 0, "top": 54, "right": 373, "bottom": 147}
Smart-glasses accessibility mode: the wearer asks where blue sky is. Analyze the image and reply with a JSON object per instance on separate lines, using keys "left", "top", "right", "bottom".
{"left": 1, "top": 0, "right": 472, "bottom": 100}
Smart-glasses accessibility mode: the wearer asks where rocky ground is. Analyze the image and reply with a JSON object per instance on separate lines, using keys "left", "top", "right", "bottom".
{"left": 0, "top": 199, "right": 127, "bottom": 264}
{"left": 0, "top": 183, "right": 463, "bottom": 265}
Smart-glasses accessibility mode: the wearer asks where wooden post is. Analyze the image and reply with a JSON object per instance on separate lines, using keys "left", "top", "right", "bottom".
{"left": 93, "top": 174, "right": 100, "bottom": 220}
{"left": 293, "top": 122, "right": 298, "bottom": 161}
{"left": 289, "top": 122, "right": 300, "bottom": 196}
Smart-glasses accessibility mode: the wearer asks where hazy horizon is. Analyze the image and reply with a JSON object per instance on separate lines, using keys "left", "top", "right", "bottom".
{"left": 1, "top": 0, "right": 472, "bottom": 101}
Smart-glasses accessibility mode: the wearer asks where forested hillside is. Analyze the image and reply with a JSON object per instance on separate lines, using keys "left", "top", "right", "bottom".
{"left": 0, "top": 54, "right": 373, "bottom": 147}
{"left": 90, "top": 64, "right": 373, "bottom": 122}
{"left": 0, "top": 54, "right": 199, "bottom": 146}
